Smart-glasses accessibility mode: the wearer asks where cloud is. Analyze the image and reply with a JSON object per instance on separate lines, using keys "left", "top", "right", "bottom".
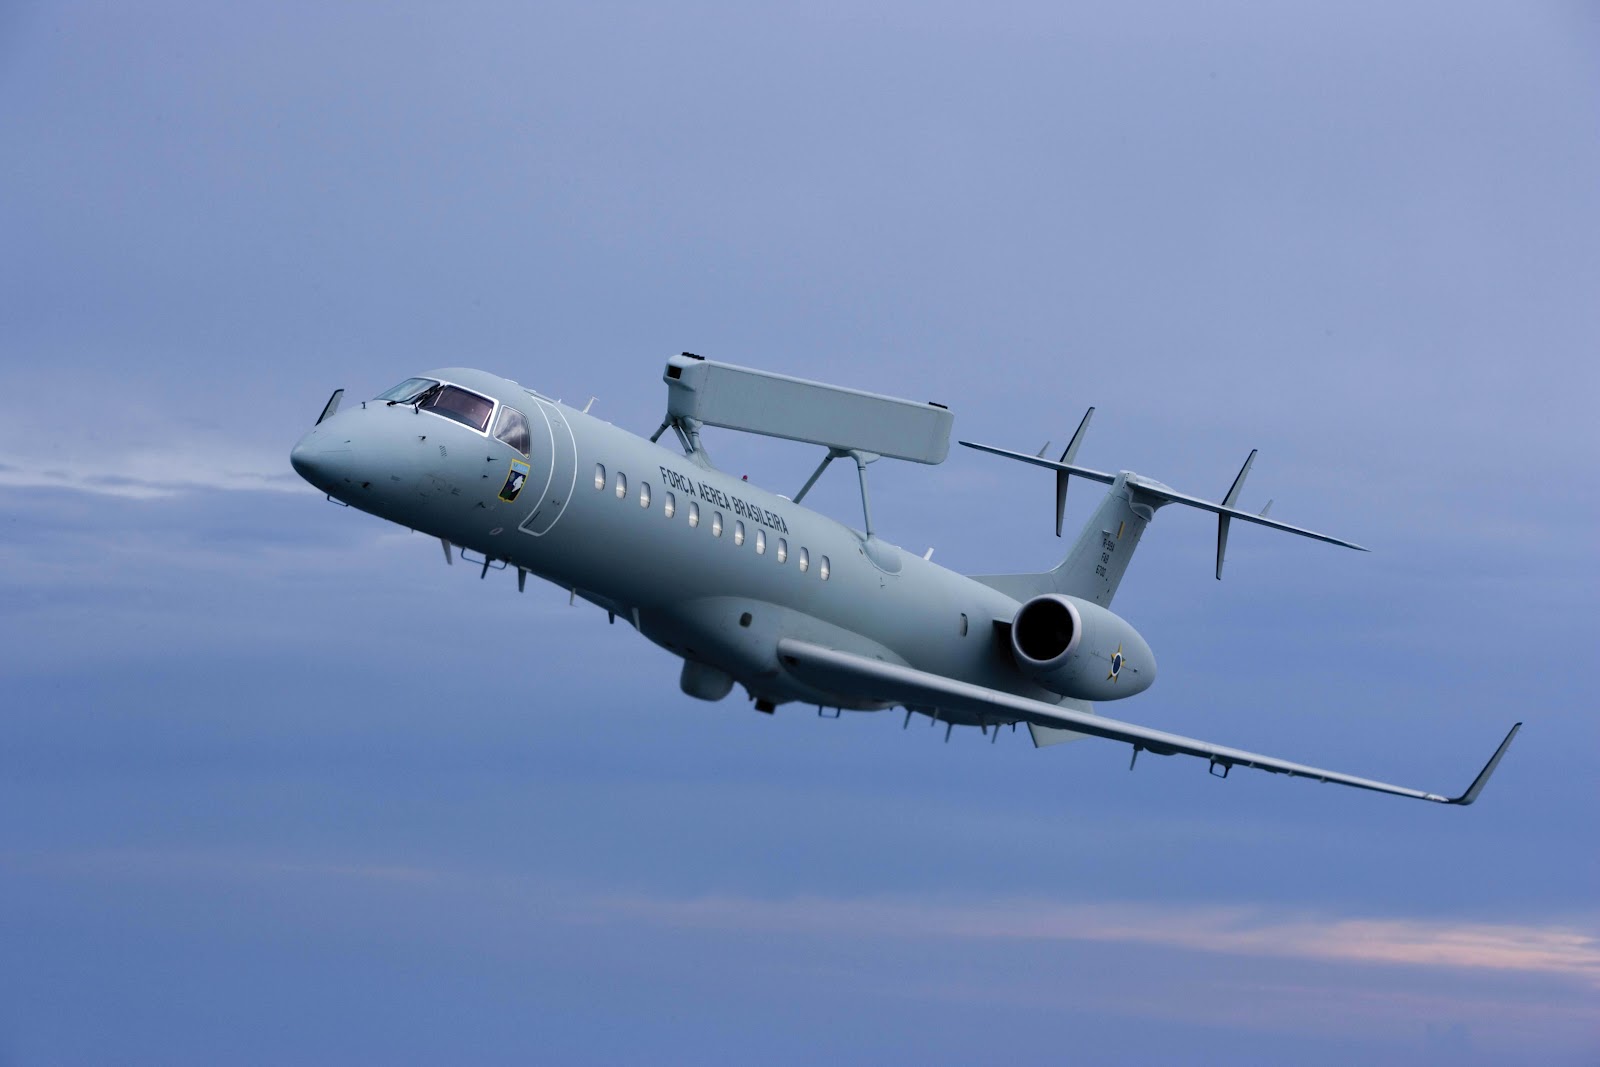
{"left": 0, "top": 450, "right": 305, "bottom": 499}
{"left": 588, "top": 892, "right": 1600, "bottom": 988}
{"left": 14, "top": 847, "right": 1596, "bottom": 1054}
{"left": 17, "top": 850, "right": 1599, "bottom": 993}
{"left": 48, "top": 847, "right": 1599, "bottom": 991}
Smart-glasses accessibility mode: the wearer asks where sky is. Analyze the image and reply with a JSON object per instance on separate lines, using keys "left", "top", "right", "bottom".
{"left": 1, "top": 2, "right": 1597, "bottom": 1064}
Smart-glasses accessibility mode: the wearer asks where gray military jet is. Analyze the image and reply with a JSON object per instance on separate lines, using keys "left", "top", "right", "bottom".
{"left": 291, "top": 355, "right": 1518, "bottom": 805}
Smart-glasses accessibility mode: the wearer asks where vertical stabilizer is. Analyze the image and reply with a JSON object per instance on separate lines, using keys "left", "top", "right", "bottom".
{"left": 1047, "top": 474, "right": 1155, "bottom": 606}
{"left": 962, "top": 416, "right": 1366, "bottom": 606}
{"left": 971, "top": 474, "right": 1156, "bottom": 608}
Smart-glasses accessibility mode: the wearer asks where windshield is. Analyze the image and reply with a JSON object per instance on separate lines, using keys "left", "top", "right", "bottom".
{"left": 421, "top": 384, "right": 495, "bottom": 432}
{"left": 494, "top": 406, "right": 531, "bottom": 455}
{"left": 376, "top": 377, "right": 438, "bottom": 403}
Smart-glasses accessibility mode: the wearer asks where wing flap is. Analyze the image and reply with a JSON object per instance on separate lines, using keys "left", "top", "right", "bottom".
{"left": 775, "top": 638, "right": 1517, "bottom": 806}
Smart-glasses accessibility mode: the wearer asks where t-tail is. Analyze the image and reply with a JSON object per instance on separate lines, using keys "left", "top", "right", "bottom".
{"left": 962, "top": 408, "right": 1367, "bottom": 607}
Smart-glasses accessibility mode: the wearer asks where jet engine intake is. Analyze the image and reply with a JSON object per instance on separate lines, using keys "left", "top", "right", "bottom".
{"left": 1009, "top": 593, "right": 1155, "bottom": 701}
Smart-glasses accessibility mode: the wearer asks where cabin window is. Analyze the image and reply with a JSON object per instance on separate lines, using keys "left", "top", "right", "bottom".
{"left": 594, "top": 463, "right": 606, "bottom": 490}
{"left": 493, "top": 406, "right": 531, "bottom": 455}
{"left": 733, "top": 520, "right": 745, "bottom": 546}
{"left": 755, "top": 529, "right": 766, "bottom": 555}
{"left": 776, "top": 538, "right": 787, "bottom": 563}
{"left": 960, "top": 613, "right": 969, "bottom": 636}
{"left": 614, "top": 471, "right": 627, "bottom": 499}
{"left": 819, "top": 555, "right": 830, "bottom": 580}
{"left": 420, "top": 384, "right": 495, "bottom": 432}
{"left": 711, "top": 512, "right": 723, "bottom": 537}
{"left": 639, "top": 482, "right": 651, "bottom": 508}
{"left": 798, "top": 547, "right": 810, "bottom": 573}
{"left": 688, "top": 501, "right": 700, "bottom": 528}
{"left": 663, "top": 492, "right": 675, "bottom": 518}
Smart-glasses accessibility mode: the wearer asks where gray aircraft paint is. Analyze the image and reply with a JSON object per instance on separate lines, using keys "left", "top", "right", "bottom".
{"left": 293, "top": 367, "right": 1058, "bottom": 717}
{"left": 662, "top": 354, "right": 954, "bottom": 465}
{"left": 516, "top": 396, "right": 578, "bottom": 537}
{"left": 291, "top": 364, "right": 1519, "bottom": 804}
{"left": 972, "top": 474, "right": 1155, "bottom": 607}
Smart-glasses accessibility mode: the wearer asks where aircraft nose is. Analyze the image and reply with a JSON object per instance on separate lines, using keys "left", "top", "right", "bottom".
{"left": 290, "top": 429, "right": 356, "bottom": 495}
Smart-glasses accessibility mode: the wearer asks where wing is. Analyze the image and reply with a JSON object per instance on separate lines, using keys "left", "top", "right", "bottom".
{"left": 776, "top": 639, "right": 1519, "bottom": 806}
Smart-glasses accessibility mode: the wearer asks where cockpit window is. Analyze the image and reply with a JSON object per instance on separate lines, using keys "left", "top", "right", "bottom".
{"left": 421, "top": 385, "right": 495, "bottom": 432}
{"left": 376, "top": 377, "right": 438, "bottom": 404}
{"left": 493, "top": 406, "right": 531, "bottom": 455}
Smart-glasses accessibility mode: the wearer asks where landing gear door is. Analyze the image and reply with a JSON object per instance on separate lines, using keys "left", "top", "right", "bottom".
{"left": 517, "top": 399, "right": 577, "bottom": 537}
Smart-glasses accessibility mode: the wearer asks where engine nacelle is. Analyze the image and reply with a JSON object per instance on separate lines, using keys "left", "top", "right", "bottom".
{"left": 1009, "top": 594, "right": 1156, "bottom": 701}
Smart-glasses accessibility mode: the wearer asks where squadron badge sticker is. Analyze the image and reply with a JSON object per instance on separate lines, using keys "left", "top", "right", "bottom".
{"left": 499, "top": 459, "right": 531, "bottom": 502}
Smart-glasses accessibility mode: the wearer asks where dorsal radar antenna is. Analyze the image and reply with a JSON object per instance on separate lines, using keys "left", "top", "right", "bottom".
{"left": 649, "top": 354, "right": 716, "bottom": 469}
{"left": 654, "top": 353, "right": 953, "bottom": 537}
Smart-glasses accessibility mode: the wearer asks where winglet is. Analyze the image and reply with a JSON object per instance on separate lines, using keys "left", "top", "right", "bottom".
{"left": 1054, "top": 407, "right": 1095, "bottom": 537}
{"left": 316, "top": 388, "right": 345, "bottom": 425}
{"left": 1216, "top": 449, "right": 1256, "bottom": 580}
{"left": 1440, "top": 722, "right": 1522, "bottom": 805}
{"left": 1060, "top": 407, "right": 1095, "bottom": 465}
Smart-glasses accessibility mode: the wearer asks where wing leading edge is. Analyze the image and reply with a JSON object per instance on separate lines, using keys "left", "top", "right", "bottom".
{"left": 775, "top": 639, "right": 1519, "bottom": 806}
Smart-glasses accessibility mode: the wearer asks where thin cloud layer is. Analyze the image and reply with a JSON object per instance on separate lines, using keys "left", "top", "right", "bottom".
{"left": 30, "top": 848, "right": 1598, "bottom": 988}
{"left": 592, "top": 892, "right": 1600, "bottom": 987}
{"left": 0, "top": 451, "right": 304, "bottom": 498}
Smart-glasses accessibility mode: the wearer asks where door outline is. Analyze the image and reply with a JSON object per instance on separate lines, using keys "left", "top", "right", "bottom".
{"left": 517, "top": 399, "right": 578, "bottom": 537}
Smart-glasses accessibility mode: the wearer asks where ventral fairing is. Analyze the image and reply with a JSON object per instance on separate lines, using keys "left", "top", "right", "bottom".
{"left": 291, "top": 354, "right": 1518, "bottom": 806}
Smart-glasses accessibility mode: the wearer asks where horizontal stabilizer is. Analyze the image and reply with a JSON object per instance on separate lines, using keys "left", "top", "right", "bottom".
{"left": 960, "top": 440, "right": 1114, "bottom": 485}
{"left": 961, "top": 420, "right": 1367, "bottom": 575}
{"left": 1123, "top": 473, "right": 1368, "bottom": 552}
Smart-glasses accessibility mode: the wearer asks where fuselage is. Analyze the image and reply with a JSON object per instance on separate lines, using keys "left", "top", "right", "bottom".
{"left": 290, "top": 368, "right": 1094, "bottom": 718}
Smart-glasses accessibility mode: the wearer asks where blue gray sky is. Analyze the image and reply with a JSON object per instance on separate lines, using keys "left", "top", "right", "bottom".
{"left": 2, "top": 2, "right": 1597, "bottom": 1064}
